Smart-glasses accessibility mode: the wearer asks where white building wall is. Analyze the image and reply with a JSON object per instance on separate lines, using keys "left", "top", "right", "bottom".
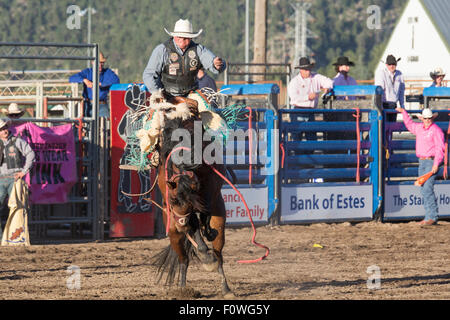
{"left": 376, "top": 0, "right": 450, "bottom": 83}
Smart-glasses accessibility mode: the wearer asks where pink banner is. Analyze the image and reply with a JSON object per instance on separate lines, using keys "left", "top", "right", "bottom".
{"left": 11, "top": 123, "right": 78, "bottom": 204}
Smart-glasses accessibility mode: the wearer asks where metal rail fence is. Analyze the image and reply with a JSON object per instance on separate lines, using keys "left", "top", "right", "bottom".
{"left": 0, "top": 42, "right": 104, "bottom": 241}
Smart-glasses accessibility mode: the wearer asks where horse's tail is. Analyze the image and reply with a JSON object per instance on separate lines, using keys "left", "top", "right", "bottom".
{"left": 150, "top": 237, "right": 198, "bottom": 286}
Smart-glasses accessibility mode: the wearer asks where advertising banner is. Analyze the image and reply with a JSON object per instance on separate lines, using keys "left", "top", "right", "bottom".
{"left": 384, "top": 184, "right": 450, "bottom": 220}
{"left": 11, "top": 122, "right": 77, "bottom": 204}
{"left": 281, "top": 185, "right": 373, "bottom": 223}
{"left": 222, "top": 187, "right": 268, "bottom": 224}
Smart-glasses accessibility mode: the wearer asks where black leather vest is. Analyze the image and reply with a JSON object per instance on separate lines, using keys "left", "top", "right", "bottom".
{"left": 161, "top": 38, "right": 202, "bottom": 96}
{"left": 0, "top": 137, "right": 23, "bottom": 170}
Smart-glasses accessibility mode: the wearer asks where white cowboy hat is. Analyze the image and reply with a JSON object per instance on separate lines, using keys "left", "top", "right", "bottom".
{"left": 0, "top": 118, "right": 10, "bottom": 130}
{"left": 417, "top": 108, "right": 438, "bottom": 120}
{"left": 430, "top": 67, "right": 445, "bottom": 79}
{"left": 164, "top": 19, "right": 203, "bottom": 38}
{"left": 6, "top": 103, "right": 25, "bottom": 116}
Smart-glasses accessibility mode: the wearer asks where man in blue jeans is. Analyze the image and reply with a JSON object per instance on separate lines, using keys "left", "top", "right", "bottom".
{"left": 0, "top": 119, "right": 35, "bottom": 232}
{"left": 396, "top": 107, "right": 445, "bottom": 225}
{"left": 69, "top": 51, "right": 120, "bottom": 118}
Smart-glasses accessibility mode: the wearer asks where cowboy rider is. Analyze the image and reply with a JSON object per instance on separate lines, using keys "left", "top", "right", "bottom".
{"left": 142, "top": 19, "right": 226, "bottom": 98}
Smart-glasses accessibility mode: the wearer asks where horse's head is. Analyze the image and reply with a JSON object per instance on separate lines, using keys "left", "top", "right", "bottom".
{"left": 166, "top": 165, "right": 205, "bottom": 232}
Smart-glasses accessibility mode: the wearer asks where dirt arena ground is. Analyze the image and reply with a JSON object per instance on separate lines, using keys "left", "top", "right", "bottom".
{"left": 0, "top": 220, "right": 448, "bottom": 300}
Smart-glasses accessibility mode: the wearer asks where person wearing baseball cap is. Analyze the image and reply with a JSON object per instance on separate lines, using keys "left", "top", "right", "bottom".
{"left": 69, "top": 51, "right": 120, "bottom": 118}
{"left": 395, "top": 106, "right": 444, "bottom": 226}
{"left": 143, "top": 19, "right": 226, "bottom": 97}
{"left": 375, "top": 54, "right": 405, "bottom": 122}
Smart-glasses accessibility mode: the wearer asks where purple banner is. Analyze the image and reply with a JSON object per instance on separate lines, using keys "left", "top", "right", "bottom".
{"left": 11, "top": 122, "right": 77, "bottom": 204}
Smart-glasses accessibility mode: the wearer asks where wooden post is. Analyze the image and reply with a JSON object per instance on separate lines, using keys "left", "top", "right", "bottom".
{"left": 253, "top": 0, "right": 267, "bottom": 82}
{"left": 98, "top": 117, "right": 106, "bottom": 240}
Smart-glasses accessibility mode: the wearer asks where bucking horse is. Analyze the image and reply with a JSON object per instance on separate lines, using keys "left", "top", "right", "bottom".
{"left": 147, "top": 92, "right": 235, "bottom": 299}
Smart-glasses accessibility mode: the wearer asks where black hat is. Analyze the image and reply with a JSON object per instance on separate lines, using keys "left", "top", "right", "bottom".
{"left": 385, "top": 54, "right": 401, "bottom": 65}
{"left": 332, "top": 56, "right": 355, "bottom": 66}
{"left": 295, "top": 57, "right": 315, "bottom": 70}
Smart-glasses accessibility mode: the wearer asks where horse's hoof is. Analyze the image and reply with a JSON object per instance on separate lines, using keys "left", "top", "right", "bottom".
{"left": 197, "top": 250, "right": 218, "bottom": 270}
{"left": 202, "top": 260, "right": 219, "bottom": 272}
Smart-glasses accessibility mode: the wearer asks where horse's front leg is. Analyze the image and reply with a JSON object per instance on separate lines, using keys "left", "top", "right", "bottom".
{"left": 209, "top": 212, "right": 235, "bottom": 299}
{"left": 168, "top": 230, "right": 188, "bottom": 287}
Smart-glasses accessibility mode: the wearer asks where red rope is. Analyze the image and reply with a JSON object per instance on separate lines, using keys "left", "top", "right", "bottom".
{"left": 280, "top": 142, "right": 285, "bottom": 169}
{"left": 164, "top": 145, "right": 270, "bottom": 263}
{"left": 208, "top": 163, "right": 270, "bottom": 264}
{"left": 246, "top": 107, "right": 253, "bottom": 185}
{"left": 353, "top": 109, "right": 361, "bottom": 183}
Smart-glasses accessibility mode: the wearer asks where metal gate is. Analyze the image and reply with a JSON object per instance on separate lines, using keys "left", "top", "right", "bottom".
{"left": 0, "top": 42, "right": 104, "bottom": 241}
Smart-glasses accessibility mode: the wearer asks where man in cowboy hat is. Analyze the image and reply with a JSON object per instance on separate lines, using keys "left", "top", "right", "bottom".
{"left": 5, "top": 103, "right": 25, "bottom": 118}
{"left": 332, "top": 56, "right": 358, "bottom": 93}
{"left": 3, "top": 103, "right": 27, "bottom": 128}
{"left": 429, "top": 68, "right": 446, "bottom": 87}
{"left": 0, "top": 118, "right": 35, "bottom": 233}
{"left": 288, "top": 56, "right": 332, "bottom": 143}
{"left": 69, "top": 51, "right": 120, "bottom": 117}
{"left": 326, "top": 56, "right": 359, "bottom": 141}
{"left": 288, "top": 56, "right": 333, "bottom": 109}
{"left": 395, "top": 106, "right": 445, "bottom": 226}
{"left": 375, "top": 54, "right": 405, "bottom": 122}
{"left": 143, "top": 19, "right": 225, "bottom": 97}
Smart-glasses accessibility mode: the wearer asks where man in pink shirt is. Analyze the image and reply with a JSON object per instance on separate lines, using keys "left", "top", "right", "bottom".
{"left": 288, "top": 57, "right": 333, "bottom": 142}
{"left": 396, "top": 107, "right": 445, "bottom": 225}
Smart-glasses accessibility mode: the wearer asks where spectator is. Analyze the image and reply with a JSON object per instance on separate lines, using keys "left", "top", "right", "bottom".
{"left": 375, "top": 54, "right": 405, "bottom": 122}
{"left": 288, "top": 56, "right": 333, "bottom": 141}
{"left": 142, "top": 19, "right": 225, "bottom": 97}
{"left": 4, "top": 103, "right": 26, "bottom": 127}
{"left": 196, "top": 68, "right": 217, "bottom": 92}
{"left": 395, "top": 107, "right": 445, "bottom": 226}
{"left": 5, "top": 103, "right": 25, "bottom": 118}
{"left": 0, "top": 119, "right": 35, "bottom": 233}
{"left": 329, "top": 56, "right": 359, "bottom": 140}
{"left": 332, "top": 56, "right": 358, "bottom": 100}
{"left": 429, "top": 68, "right": 446, "bottom": 87}
{"left": 428, "top": 68, "right": 448, "bottom": 122}
{"left": 69, "top": 51, "right": 120, "bottom": 118}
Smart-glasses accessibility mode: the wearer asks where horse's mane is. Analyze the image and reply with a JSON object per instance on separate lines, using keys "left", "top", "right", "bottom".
{"left": 160, "top": 115, "right": 206, "bottom": 211}
{"left": 160, "top": 116, "right": 203, "bottom": 172}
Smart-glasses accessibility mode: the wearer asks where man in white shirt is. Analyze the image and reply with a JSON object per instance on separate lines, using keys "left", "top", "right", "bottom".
{"left": 288, "top": 57, "right": 333, "bottom": 141}
{"left": 288, "top": 57, "right": 333, "bottom": 108}
{"left": 374, "top": 55, "right": 405, "bottom": 122}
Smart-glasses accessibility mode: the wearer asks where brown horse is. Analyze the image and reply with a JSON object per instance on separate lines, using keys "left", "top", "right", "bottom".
{"left": 151, "top": 112, "right": 234, "bottom": 298}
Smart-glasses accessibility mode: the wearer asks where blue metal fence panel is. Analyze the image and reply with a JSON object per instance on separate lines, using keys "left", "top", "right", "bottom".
{"left": 278, "top": 109, "right": 379, "bottom": 223}
{"left": 222, "top": 108, "right": 276, "bottom": 225}
{"left": 423, "top": 87, "right": 450, "bottom": 97}
{"left": 221, "top": 83, "right": 280, "bottom": 95}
